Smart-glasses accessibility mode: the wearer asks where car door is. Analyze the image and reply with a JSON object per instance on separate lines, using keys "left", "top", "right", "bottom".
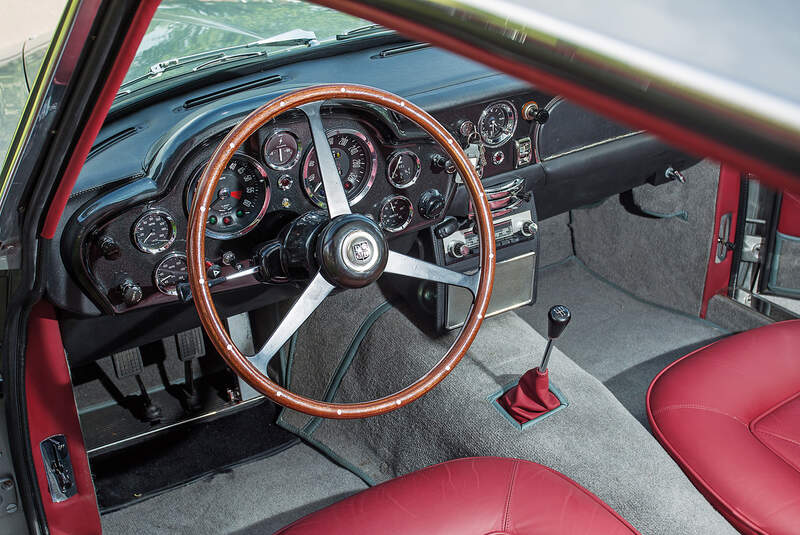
{"left": 762, "top": 191, "right": 800, "bottom": 299}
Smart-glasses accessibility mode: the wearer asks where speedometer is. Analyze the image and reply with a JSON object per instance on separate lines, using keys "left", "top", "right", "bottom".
{"left": 187, "top": 154, "right": 270, "bottom": 240}
{"left": 301, "top": 129, "right": 377, "bottom": 209}
{"left": 477, "top": 100, "right": 517, "bottom": 147}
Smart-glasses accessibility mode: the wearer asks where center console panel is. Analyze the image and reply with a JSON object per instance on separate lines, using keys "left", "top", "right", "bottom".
{"left": 382, "top": 170, "right": 541, "bottom": 333}
{"left": 433, "top": 173, "right": 540, "bottom": 331}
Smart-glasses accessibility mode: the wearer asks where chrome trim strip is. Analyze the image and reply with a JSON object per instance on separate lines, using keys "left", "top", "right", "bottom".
{"left": 86, "top": 396, "right": 265, "bottom": 456}
{"left": 541, "top": 130, "right": 645, "bottom": 161}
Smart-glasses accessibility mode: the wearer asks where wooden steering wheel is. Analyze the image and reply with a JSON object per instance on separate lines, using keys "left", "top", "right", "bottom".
{"left": 187, "top": 84, "right": 495, "bottom": 418}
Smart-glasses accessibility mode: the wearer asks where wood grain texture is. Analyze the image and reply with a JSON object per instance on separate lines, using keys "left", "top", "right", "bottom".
{"left": 187, "top": 84, "right": 495, "bottom": 418}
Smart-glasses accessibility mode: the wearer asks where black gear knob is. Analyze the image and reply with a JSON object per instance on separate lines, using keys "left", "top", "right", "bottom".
{"left": 547, "top": 305, "right": 571, "bottom": 340}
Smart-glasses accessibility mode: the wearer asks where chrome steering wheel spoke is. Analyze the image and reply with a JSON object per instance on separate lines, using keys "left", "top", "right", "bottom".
{"left": 384, "top": 250, "right": 480, "bottom": 297}
{"left": 248, "top": 272, "right": 335, "bottom": 372}
{"left": 301, "top": 101, "right": 351, "bottom": 218}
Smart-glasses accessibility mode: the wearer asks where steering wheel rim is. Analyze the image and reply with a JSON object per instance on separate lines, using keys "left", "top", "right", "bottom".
{"left": 187, "top": 84, "right": 495, "bottom": 418}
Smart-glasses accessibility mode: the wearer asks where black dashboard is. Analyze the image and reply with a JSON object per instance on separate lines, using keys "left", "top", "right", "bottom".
{"left": 51, "top": 39, "right": 697, "bottom": 361}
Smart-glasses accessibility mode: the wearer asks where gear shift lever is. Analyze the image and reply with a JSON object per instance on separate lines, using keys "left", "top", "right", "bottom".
{"left": 497, "top": 304, "right": 570, "bottom": 424}
{"left": 538, "top": 305, "right": 571, "bottom": 373}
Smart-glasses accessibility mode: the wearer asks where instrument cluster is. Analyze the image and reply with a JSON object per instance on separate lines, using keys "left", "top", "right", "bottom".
{"left": 83, "top": 109, "right": 455, "bottom": 312}
{"left": 78, "top": 92, "right": 550, "bottom": 314}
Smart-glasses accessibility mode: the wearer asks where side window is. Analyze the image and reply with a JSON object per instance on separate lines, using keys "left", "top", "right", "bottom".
{"left": 0, "top": 1, "right": 66, "bottom": 166}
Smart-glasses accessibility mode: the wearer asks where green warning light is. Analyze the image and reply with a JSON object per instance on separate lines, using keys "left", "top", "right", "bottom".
{"left": 208, "top": 215, "right": 217, "bottom": 225}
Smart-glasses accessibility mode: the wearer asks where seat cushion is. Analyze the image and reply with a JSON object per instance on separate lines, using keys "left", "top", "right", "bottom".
{"left": 647, "top": 320, "right": 800, "bottom": 535}
{"left": 274, "top": 457, "right": 638, "bottom": 534}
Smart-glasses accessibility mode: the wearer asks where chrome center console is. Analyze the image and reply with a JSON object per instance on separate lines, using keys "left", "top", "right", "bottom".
{"left": 430, "top": 175, "right": 540, "bottom": 331}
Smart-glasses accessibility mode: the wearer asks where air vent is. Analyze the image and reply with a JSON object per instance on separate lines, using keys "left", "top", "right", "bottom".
{"left": 87, "top": 127, "right": 139, "bottom": 160}
{"left": 183, "top": 75, "right": 283, "bottom": 109}
{"left": 373, "top": 42, "right": 430, "bottom": 59}
{"left": 469, "top": 178, "right": 525, "bottom": 218}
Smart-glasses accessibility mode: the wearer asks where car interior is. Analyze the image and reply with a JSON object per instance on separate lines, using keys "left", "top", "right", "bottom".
{"left": 3, "top": 1, "right": 800, "bottom": 534}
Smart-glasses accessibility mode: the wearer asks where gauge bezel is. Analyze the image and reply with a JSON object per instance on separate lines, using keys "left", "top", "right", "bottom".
{"left": 263, "top": 130, "right": 302, "bottom": 171}
{"left": 131, "top": 209, "right": 177, "bottom": 254}
{"left": 386, "top": 149, "right": 422, "bottom": 189}
{"left": 477, "top": 99, "right": 518, "bottom": 148}
{"left": 187, "top": 153, "right": 271, "bottom": 240}
{"left": 153, "top": 252, "right": 188, "bottom": 296}
{"left": 379, "top": 194, "right": 414, "bottom": 233}
{"left": 301, "top": 128, "right": 378, "bottom": 209}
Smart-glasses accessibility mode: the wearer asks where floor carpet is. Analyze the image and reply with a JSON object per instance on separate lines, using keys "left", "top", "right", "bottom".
{"left": 277, "top": 284, "right": 738, "bottom": 535}
{"left": 92, "top": 399, "right": 297, "bottom": 512}
{"left": 100, "top": 443, "right": 367, "bottom": 535}
{"left": 517, "top": 256, "right": 729, "bottom": 424}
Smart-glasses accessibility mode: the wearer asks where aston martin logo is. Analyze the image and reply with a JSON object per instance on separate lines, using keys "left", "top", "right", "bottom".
{"left": 352, "top": 240, "right": 372, "bottom": 262}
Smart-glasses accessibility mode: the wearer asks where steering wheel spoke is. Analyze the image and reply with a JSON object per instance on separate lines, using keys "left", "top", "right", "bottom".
{"left": 249, "top": 272, "right": 335, "bottom": 371}
{"left": 384, "top": 250, "right": 480, "bottom": 297}
{"left": 301, "top": 101, "right": 351, "bottom": 218}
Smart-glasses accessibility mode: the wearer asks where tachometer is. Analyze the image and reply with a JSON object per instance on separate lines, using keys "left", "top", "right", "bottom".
{"left": 478, "top": 100, "right": 517, "bottom": 147}
{"left": 387, "top": 149, "right": 421, "bottom": 188}
{"left": 301, "top": 129, "right": 377, "bottom": 208}
{"left": 153, "top": 253, "right": 188, "bottom": 296}
{"left": 379, "top": 195, "right": 414, "bottom": 233}
{"left": 187, "top": 154, "right": 270, "bottom": 240}
{"left": 132, "top": 209, "right": 177, "bottom": 254}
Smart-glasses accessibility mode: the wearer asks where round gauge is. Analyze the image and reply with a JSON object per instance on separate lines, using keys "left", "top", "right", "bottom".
{"left": 263, "top": 130, "right": 301, "bottom": 170}
{"left": 153, "top": 253, "right": 188, "bottom": 296}
{"left": 387, "top": 149, "right": 421, "bottom": 189}
{"left": 132, "top": 209, "right": 177, "bottom": 254}
{"left": 379, "top": 195, "right": 414, "bottom": 233}
{"left": 301, "top": 129, "right": 377, "bottom": 208}
{"left": 187, "top": 154, "right": 270, "bottom": 240}
{"left": 477, "top": 100, "right": 518, "bottom": 147}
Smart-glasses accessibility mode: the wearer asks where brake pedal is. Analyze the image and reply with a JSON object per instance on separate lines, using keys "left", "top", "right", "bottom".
{"left": 162, "top": 327, "right": 206, "bottom": 412}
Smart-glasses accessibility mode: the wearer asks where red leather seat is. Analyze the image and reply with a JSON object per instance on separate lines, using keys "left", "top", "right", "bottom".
{"left": 647, "top": 320, "right": 800, "bottom": 535}
{"left": 275, "top": 457, "right": 638, "bottom": 534}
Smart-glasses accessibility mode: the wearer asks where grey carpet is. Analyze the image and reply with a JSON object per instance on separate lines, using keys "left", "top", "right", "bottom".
{"left": 100, "top": 443, "right": 367, "bottom": 535}
{"left": 518, "top": 256, "right": 728, "bottom": 424}
{"left": 537, "top": 211, "right": 574, "bottom": 266}
{"left": 278, "top": 285, "right": 737, "bottom": 535}
{"left": 571, "top": 160, "right": 720, "bottom": 316}
{"left": 706, "top": 294, "right": 774, "bottom": 332}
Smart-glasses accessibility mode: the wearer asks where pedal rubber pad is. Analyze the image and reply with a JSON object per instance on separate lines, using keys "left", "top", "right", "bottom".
{"left": 111, "top": 347, "right": 144, "bottom": 379}
{"left": 162, "top": 327, "right": 206, "bottom": 362}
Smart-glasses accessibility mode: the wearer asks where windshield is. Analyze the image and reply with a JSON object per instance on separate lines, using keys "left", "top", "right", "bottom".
{"left": 123, "top": 0, "right": 371, "bottom": 93}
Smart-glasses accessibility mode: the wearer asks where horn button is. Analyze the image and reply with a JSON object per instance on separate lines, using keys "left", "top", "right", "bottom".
{"left": 317, "top": 215, "right": 388, "bottom": 288}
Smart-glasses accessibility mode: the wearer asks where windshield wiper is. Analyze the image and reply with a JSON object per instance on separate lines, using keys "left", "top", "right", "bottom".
{"left": 116, "top": 29, "right": 318, "bottom": 97}
{"left": 336, "top": 24, "right": 392, "bottom": 40}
